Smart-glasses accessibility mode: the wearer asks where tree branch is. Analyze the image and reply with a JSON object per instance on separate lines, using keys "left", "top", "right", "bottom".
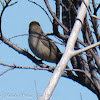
{"left": 28, "top": 0, "right": 52, "bottom": 23}
{"left": 40, "top": 0, "right": 91, "bottom": 99}
{"left": 73, "top": 42, "right": 100, "bottom": 56}
{"left": 0, "top": 35, "right": 49, "bottom": 68}
{"left": 44, "top": 0, "right": 69, "bottom": 34}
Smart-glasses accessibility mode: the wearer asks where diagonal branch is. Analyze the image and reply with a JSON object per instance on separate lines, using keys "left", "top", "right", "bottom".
{"left": 73, "top": 42, "right": 100, "bottom": 56}
{"left": 40, "top": 0, "right": 91, "bottom": 100}
{"left": 0, "top": 34, "right": 49, "bottom": 68}
{"left": 28, "top": 0, "right": 52, "bottom": 23}
{"left": 0, "top": 67, "right": 14, "bottom": 76}
{"left": 44, "top": 0, "right": 69, "bottom": 34}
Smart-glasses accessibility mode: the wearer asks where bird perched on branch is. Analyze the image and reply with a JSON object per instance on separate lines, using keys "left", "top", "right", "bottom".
{"left": 28, "top": 21, "right": 62, "bottom": 64}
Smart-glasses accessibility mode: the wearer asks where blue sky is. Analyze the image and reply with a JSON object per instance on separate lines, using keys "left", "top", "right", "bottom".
{"left": 0, "top": 0, "right": 99, "bottom": 100}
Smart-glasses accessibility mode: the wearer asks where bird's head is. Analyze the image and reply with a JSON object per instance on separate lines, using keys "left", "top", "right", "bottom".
{"left": 29, "top": 21, "right": 42, "bottom": 34}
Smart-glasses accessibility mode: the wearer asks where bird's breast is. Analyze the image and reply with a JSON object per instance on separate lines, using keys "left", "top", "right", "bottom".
{"left": 28, "top": 35, "right": 57, "bottom": 63}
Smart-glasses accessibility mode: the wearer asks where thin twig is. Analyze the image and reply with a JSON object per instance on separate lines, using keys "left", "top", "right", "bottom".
{"left": 0, "top": 33, "right": 64, "bottom": 45}
{"left": 0, "top": 63, "right": 67, "bottom": 77}
{"left": 0, "top": 67, "right": 14, "bottom": 76}
{"left": 8, "top": 1, "right": 18, "bottom": 7}
{"left": 34, "top": 80, "right": 39, "bottom": 100}
{"left": 65, "top": 68, "right": 94, "bottom": 85}
{"left": 60, "top": 1, "right": 69, "bottom": 12}
{"left": 73, "top": 42, "right": 100, "bottom": 56}
{"left": 0, "top": 63, "right": 50, "bottom": 70}
{"left": 0, "top": 35, "right": 49, "bottom": 68}
{"left": 83, "top": 0, "right": 100, "bottom": 20}
{"left": 4, "top": 0, "right": 6, "bottom": 3}
{"left": 0, "top": 62, "right": 92, "bottom": 81}
{"left": 28, "top": 0, "right": 52, "bottom": 23}
{"left": 1, "top": 62, "right": 97, "bottom": 93}
{"left": 44, "top": 0, "right": 69, "bottom": 33}
{"left": 96, "top": 3, "right": 100, "bottom": 12}
{"left": 0, "top": 0, "right": 18, "bottom": 17}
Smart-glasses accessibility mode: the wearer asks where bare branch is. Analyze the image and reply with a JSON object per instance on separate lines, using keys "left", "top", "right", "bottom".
{"left": 0, "top": 67, "right": 14, "bottom": 76}
{"left": 34, "top": 80, "right": 39, "bottom": 100}
{"left": 73, "top": 42, "right": 100, "bottom": 56}
{"left": 0, "top": 0, "right": 18, "bottom": 17}
{"left": 60, "top": 1, "right": 69, "bottom": 12}
{"left": 83, "top": 0, "right": 100, "bottom": 20}
{"left": 0, "top": 62, "right": 94, "bottom": 86}
{"left": 65, "top": 68, "right": 95, "bottom": 87}
{"left": 8, "top": 1, "right": 18, "bottom": 7}
{"left": 0, "top": 0, "right": 5, "bottom": 7}
{"left": 28, "top": 0, "right": 52, "bottom": 23}
{"left": 0, "top": 0, "right": 18, "bottom": 34}
{"left": 44, "top": 0, "right": 69, "bottom": 34}
{"left": 0, "top": 33, "right": 64, "bottom": 45}
{"left": 0, "top": 35, "right": 49, "bottom": 68}
{"left": 4, "top": 0, "right": 6, "bottom": 3}
{"left": 40, "top": 0, "right": 91, "bottom": 99}
{"left": 0, "top": 63, "right": 51, "bottom": 70}
{"left": 0, "top": 63, "right": 70, "bottom": 78}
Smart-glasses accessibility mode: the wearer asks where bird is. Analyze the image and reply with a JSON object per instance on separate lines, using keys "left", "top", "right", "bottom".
{"left": 28, "top": 21, "right": 62, "bottom": 64}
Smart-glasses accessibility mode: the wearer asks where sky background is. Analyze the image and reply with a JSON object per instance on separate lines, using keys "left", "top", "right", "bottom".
{"left": 0, "top": 0, "right": 100, "bottom": 100}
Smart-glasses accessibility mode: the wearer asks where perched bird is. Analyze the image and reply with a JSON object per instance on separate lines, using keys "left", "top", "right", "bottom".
{"left": 28, "top": 21, "right": 62, "bottom": 64}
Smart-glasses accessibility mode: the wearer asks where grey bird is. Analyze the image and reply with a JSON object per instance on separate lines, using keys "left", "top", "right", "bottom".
{"left": 28, "top": 21, "right": 62, "bottom": 64}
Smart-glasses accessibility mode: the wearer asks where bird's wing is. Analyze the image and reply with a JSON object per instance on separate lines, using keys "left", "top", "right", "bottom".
{"left": 39, "top": 33, "right": 61, "bottom": 55}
